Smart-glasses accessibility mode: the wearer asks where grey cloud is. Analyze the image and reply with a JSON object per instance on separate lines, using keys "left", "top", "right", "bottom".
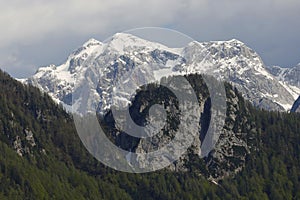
{"left": 173, "top": 0, "right": 300, "bottom": 67}
{"left": 0, "top": 0, "right": 299, "bottom": 77}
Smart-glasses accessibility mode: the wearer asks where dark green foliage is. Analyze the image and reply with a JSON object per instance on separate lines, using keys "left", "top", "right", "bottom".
{"left": 0, "top": 69, "right": 300, "bottom": 199}
{"left": 228, "top": 110, "right": 300, "bottom": 200}
{"left": 0, "top": 70, "right": 130, "bottom": 199}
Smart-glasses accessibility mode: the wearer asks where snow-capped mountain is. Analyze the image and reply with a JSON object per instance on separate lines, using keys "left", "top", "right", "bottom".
{"left": 266, "top": 63, "right": 300, "bottom": 88}
{"left": 266, "top": 64, "right": 300, "bottom": 111}
{"left": 26, "top": 33, "right": 300, "bottom": 114}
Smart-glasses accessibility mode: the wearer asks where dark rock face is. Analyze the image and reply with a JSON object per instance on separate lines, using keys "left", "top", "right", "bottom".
{"left": 291, "top": 96, "right": 300, "bottom": 113}
{"left": 101, "top": 74, "right": 258, "bottom": 180}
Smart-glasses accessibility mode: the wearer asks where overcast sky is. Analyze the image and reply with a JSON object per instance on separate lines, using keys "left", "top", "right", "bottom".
{"left": 1, "top": 0, "right": 300, "bottom": 78}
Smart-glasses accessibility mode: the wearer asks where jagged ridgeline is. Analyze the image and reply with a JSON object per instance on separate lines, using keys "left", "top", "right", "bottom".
{"left": 1, "top": 69, "right": 300, "bottom": 199}
{"left": 27, "top": 34, "right": 300, "bottom": 114}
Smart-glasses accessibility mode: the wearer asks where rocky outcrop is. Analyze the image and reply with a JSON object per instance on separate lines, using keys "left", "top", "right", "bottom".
{"left": 101, "top": 74, "right": 257, "bottom": 180}
{"left": 291, "top": 96, "right": 300, "bottom": 112}
{"left": 12, "top": 128, "right": 37, "bottom": 156}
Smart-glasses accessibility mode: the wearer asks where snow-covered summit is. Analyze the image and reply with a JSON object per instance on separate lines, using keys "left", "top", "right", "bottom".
{"left": 25, "top": 33, "right": 300, "bottom": 113}
{"left": 82, "top": 38, "right": 102, "bottom": 47}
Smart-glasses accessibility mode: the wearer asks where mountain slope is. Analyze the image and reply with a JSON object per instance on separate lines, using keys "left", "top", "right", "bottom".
{"left": 2, "top": 69, "right": 300, "bottom": 199}
{"left": 266, "top": 63, "right": 300, "bottom": 88}
{"left": 0, "top": 70, "right": 133, "bottom": 199}
{"left": 266, "top": 64, "right": 300, "bottom": 112}
{"left": 26, "top": 33, "right": 299, "bottom": 113}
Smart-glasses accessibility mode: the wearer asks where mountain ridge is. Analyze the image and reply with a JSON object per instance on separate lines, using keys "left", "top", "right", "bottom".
{"left": 25, "top": 33, "right": 300, "bottom": 113}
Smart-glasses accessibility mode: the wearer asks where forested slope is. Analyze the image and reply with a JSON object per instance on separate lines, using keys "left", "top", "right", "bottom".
{"left": 0, "top": 70, "right": 300, "bottom": 199}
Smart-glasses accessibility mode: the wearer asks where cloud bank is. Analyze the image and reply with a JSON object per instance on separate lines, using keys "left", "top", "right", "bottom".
{"left": 1, "top": 0, "right": 299, "bottom": 77}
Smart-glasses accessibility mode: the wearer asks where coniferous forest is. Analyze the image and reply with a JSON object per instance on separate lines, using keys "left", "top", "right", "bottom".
{"left": 0, "top": 69, "right": 300, "bottom": 199}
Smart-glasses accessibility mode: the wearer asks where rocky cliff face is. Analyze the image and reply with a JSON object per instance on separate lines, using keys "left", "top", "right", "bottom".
{"left": 266, "top": 63, "right": 300, "bottom": 88}
{"left": 100, "top": 74, "right": 257, "bottom": 180}
{"left": 291, "top": 96, "right": 300, "bottom": 112}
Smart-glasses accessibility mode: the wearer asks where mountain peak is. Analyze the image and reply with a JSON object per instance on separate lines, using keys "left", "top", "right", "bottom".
{"left": 106, "top": 32, "right": 173, "bottom": 54}
{"left": 204, "top": 39, "right": 245, "bottom": 46}
{"left": 70, "top": 38, "right": 102, "bottom": 59}
{"left": 228, "top": 38, "right": 244, "bottom": 44}
{"left": 27, "top": 33, "right": 300, "bottom": 113}
{"left": 109, "top": 32, "right": 148, "bottom": 44}
{"left": 82, "top": 38, "right": 102, "bottom": 47}
{"left": 112, "top": 32, "right": 136, "bottom": 39}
